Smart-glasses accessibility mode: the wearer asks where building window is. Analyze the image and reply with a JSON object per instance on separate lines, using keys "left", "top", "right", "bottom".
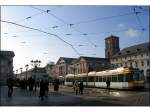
{"left": 141, "top": 61, "right": 144, "bottom": 66}
{"left": 135, "top": 62, "right": 138, "bottom": 68}
{"left": 147, "top": 60, "right": 150, "bottom": 66}
{"left": 146, "top": 69, "right": 150, "bottom": 76}
{"left": 120, "top": 63, "right": 122, "bottom": 67}
{"left": 124, "top": 63, "right": 127, "bottom": 67}
{"left": 130, "top": 63, "right": 132, "bottom": 67}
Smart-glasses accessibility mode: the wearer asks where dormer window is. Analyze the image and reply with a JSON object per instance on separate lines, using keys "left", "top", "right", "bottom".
{"left": 118, "top": 52, "right": 121, "bottom": 55}
{"left": 137, "top": 48, "right": 140, "bottom": 51}
{"left": 127, "top": 50, "right": 130, "bottom": 53}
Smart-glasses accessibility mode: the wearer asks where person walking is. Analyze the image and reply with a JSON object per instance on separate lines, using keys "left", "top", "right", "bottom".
{"left": 28, "top": 77, "right": 34, "bottom": 91}
{"left": 106, "top": 79, "right": 111, "bottom": 93}
{"left": 53, "top": 79, "right": 60, "bottom": 92}
{"left": 39, "top": 79, "right": 45, "bottom": 101}
{"left": 44, "top": 79, "right": 49, "bottom": 97}
{"left": 74, "top": 80, "right": 79, "bottom": 95}
{"left": 7, "top": 77, "right": 14, "bottom": 97}
{"left": 79, "top": 81, "right": 84, "bottom": 95}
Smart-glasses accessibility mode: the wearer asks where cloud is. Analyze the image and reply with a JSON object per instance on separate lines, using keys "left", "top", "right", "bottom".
{"left": 125, "top": 28, "right": 140, "bottom": 38}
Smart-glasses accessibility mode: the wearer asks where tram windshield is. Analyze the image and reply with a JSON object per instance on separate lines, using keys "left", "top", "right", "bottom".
{"left": 133, "top": 70, "right": 144, "bottom": 81}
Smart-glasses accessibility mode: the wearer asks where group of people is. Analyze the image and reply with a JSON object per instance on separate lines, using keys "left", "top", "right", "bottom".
{"left": 19, "top": 77, "right": 37, "bottom": 91}
{"left": 7, "top": 76, "right": 60, "bottom": 101}
{"left": 73, "top": 80, "right": 84, "bottom": 95}
{"left": 7, "top": 77, "right": 111, "bottom": 99}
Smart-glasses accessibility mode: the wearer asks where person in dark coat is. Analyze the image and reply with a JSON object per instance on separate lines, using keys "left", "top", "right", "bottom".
{"left": 44, "top": 80, "right": 49, "bottom": 97}
{"left": 28, "top": 77, "right": 34, "bottom": 91}
{"left": 79, "top": 81, "right": 84, "bottom": 95}
{"left": 53, "top": 79, "right": 60, "bottom": 92}
{"left": 39, "top": 79, "right": 45, "bottom": 100}
{"left": 106, "top": 79, "right": 111, "bottom": 92}
{"left": 7, "top": 77, "right": 14, "bottom": 97}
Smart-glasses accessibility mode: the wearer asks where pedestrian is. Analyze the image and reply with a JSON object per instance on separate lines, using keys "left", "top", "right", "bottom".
{"left": 53, "top": 79, "right": 60, "bottom": 92}
{"left": 28, "top": 77, "right": 34, "bottom": 91}
{"left": 74, "top": 80, "right": 79, "bottom": 95}
{"left": 7, "top": 77, "right": 14, "bottom": 97}
{"left": 72, "top": 81, "right": 75, "bottom": 91}
{"left": 79, "top": 81, "right": 84, "bottom": 95}
{"left": 39, "top": 79, "right": 45, "bottom": 100}
{"left": 44, "top": 79, "right": 49, "bottom": 97}
{"left": 106, "top": 79, "right": 111, "bottom": 93}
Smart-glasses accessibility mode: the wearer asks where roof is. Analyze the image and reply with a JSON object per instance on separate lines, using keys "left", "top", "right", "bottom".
{"left": 105, "top": 35, "right": 119, "bottom": 40}
{"left": 79, "top": 56, "right": 109, "bottom": 62}
{"left": 56, "top": 57, "right": 77, "bottom": 65}
{"left": 112, "top": 42, "right": 150, "bottom": 58}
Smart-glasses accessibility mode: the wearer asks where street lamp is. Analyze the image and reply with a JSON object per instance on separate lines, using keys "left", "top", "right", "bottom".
{"left": 25, "top": 64, "right": 29, "bottom": 80}
{"left": 30, "top": 59, "right": 41, "bottom": 81}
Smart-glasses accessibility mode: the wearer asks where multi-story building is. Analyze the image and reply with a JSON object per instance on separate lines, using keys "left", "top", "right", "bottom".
{"left": 0, "top": 51, "right": 15, "bottom": 85}
{"left": 49, "top": 56, "right": 110, "bottom": 78}
{"left": 17, "top": 67, "right": 49, "bottom": 81}
{"left": 111, "top": 42, "right": 150, "bottom": 81}
{"left": 68, "top": 56, "right": 110, "bottom": 75}
{"left": 55, "top": 57, "right": 77, "bottom": 77}
{"left": 105, "top": 35, "right": 150, "bottom": 89}
{"left": 45, "top": 63, "right": 56, "bottom": 78}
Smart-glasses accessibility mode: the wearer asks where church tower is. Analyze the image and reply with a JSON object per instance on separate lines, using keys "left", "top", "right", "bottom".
{"left": 105, "top": 35, "right": 120, "bottom": 58}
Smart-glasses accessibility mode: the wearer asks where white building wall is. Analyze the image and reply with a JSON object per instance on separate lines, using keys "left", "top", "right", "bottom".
{"left": 111, "top": 52, "right": 150, "bottom": 80}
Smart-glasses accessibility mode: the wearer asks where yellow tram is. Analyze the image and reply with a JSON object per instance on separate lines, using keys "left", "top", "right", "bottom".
{"left": 65, "top": 67, "right": 144, "bottom": 90}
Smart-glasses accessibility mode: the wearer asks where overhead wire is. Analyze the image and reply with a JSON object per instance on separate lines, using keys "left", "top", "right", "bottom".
{"left": 28, "top": 6, "right": 147, "bottom": 56}
{"left": 29, "top": 6, "right": 97, "bottom": 55}
{"left": 132, "top": 7, "right": 145, "bottom": 30}
{"left": 1, "top": 20, "right": 81, "bottom": 56}
{"left": 15, "top": 6, "right": 62, "bottom": 23}
{"left": 44, "top": 10, "right": 144, "bottom": 29}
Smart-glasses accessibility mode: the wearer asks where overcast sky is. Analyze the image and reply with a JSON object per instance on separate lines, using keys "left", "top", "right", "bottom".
{"left": 1, "top": 6, "right": 149, "bottom": 73}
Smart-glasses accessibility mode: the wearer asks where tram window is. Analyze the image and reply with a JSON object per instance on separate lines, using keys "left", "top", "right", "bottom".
{"left": 83, "top": 77, "right": 87, "bottom": 82}
{"left": 125, "top": 74, "right": 133, "bottom": 82}
{"left": 88, "top": 77, "right": 95, "bottom": 82}
{"left": 112, "top": 76, "right": 117, "bottom": 82}
{"left": 133, "top": 72, "right": 139, "bottom": 81}
{"left": 103, "top": 77, "right": 107, "bottom": 82}
{"left": 107, "top": 77, "right": 111, "bottom": 81}
{"left": 118, "top": 75, "right": 124, "bottom": 82}
{"left": 99, "top": 76, "right": 102, "bottom": 82}
{"left": 96, "top": 76, "right": 99, "bottom": 82}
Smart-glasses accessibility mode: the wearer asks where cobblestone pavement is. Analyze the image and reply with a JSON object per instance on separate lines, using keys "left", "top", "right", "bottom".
{"left": 0, "top": 86, "right": 120, "bottom": 106}
{"left": 0, "top": 85, "right": 149, "bottom": 106}
{"left": 57, "top": 85, "right": 150, "bottom": 106}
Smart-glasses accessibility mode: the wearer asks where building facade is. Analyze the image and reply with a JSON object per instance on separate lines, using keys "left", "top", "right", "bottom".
{"left": 46, "top": 63, "right": 56, "bottom": 78}
{"left": 47, "top": 56, "right": 110, "bottom": 78}
{"left": 68, "top": 56, "right": 110, "bottom": 75}
{"left": 110, "top": 42, "right": 150, "bottom": 83}
{"left": 0, "top": 51, "right": 15, "bottom": 85}
{"left": 17, "top": 67, "right": 49, "bottom": 81}
{"left": 55, "top": 57, "right": 77, "bottom": 77}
